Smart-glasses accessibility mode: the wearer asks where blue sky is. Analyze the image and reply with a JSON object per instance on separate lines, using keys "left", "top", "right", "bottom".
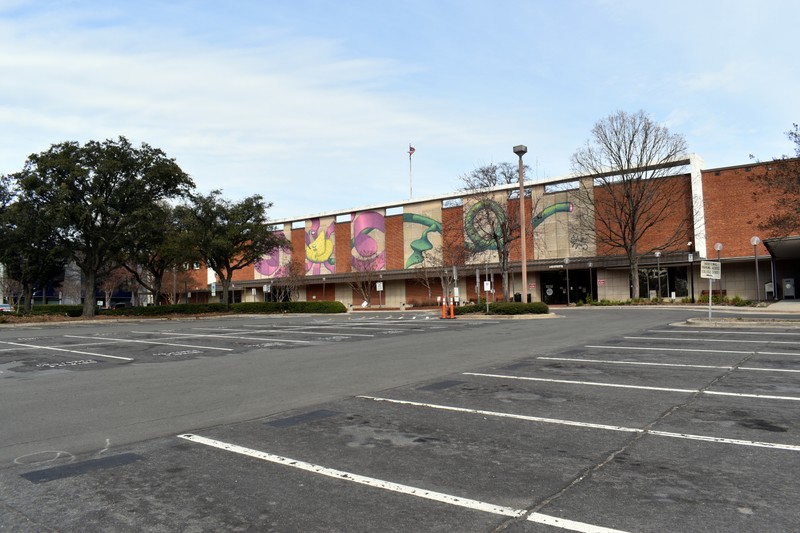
{"left": 1, "top": 0, "right": 798, "bottom": 220}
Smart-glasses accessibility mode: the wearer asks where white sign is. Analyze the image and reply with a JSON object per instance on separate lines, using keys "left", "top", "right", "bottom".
{"left": 483, "top": 281, "right": 491, "bottom": 291}
{"left": 211, "top": 282, "right": 216, "bottom": 296}
{"left": 376, "top": 282, "right": 384, "bottom": 292}
{"left": 700, "top": 260, "right": 721, "bottom": 280}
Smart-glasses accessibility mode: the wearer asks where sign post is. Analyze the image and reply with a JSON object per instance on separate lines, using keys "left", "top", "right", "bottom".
{"left": 700, "top": 261, "right": 721, "bottom": 319}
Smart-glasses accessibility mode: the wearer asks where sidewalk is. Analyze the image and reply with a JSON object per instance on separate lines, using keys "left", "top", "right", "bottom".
{"left": 684, "top": 299, "right": 800, "bottom": 328}
{"left": 764, "top": 299, "right": 800, "bottom": 312}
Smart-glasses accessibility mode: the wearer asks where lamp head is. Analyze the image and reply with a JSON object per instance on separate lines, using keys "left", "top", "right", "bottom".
{"left": 513, "top": 145, "right": 527, "bottom": 157}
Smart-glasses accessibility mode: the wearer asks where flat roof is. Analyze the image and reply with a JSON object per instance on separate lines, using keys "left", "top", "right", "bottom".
{"left": 269, "top": 155, "right": 699, "bottom": 225}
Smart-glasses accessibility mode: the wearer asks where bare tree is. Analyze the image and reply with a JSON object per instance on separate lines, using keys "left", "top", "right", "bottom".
{"left": 571, "top": 110, "right": 690, "bottom": 299}
{"left": 751, "top": 124, "right": 800, "bottom": 236}
{"left": 99, "top": 267, "right": 132, "bottom": 307}
{"left": 411, "top": 255, "right": 437, "bottom": 305}
{"left": 0, "top": 276, "right": 22, "bottom": 308}
{"left": 438, "top": 224, "right": 470, "bottom": 301}
{"left": 460, "top": 162, "right": 530, "bottom": 300}
{"left": 272, "top": 261, "right": 306, "bottom": 302}
{"left": 407, "top": 220, "right": 469, "bottom": 305}
{"left": 348, "top": 256, "right": 382, "bottom": 306}
{"left": 164, "top": 267, "right": 197, "bottom": 304}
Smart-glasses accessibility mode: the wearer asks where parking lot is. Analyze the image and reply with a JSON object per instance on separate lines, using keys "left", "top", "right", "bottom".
{"left": 1, "top": 309, "right": 799, "bottom": 532}
{"left": 0, "top": 313, "right": 467, "bottom": 374}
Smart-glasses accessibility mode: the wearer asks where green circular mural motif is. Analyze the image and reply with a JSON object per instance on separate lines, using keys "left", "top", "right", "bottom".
{"left": 464, "top": 200, "right": 505, "bottom": 253}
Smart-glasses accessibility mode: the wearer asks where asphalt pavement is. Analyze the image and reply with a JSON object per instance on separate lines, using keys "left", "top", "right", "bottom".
{"left": 0, "top": 307, "right": 798, "bottom": 532}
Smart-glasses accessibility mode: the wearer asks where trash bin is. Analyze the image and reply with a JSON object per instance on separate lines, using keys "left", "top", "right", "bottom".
{"left": 513, "top": 293, "right": 522, "bottom": 302}
{"left": 783, "top": 278, "right": 796, "bottom": 299}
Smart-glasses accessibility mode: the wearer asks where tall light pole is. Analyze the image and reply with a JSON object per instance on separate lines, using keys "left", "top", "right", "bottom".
{"left": 688, "top": 241, "right": 695, "bottom": 303}
{"left": 714, "top": 242, "right": 723, "bottom": 297}
{"left": 751, "top": 236, "right": 761, "bottom": 302}
{"left": 564, "top": 257, "right": 570, "bottom": 305}
{"left": 654, "top": 251, "right": 662, "bottom": 299}
{"left": 514, "top": 144, "right": 528, "bottom": 302}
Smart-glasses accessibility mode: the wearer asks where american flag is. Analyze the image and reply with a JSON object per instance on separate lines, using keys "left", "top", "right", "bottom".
{"left": 408, "top": 146, "right": 415, "bottom": 156}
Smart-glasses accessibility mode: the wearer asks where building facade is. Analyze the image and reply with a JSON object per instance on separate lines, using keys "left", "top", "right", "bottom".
{"left": 184, "top": 155, "right": 799, "bottom": 307}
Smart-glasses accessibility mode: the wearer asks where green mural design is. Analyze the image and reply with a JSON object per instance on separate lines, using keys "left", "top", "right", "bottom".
{"left": 464, "top": 200, "right": 505, "bottom": 253}
{"left": 532, "top": 202, "right": 573, "bottom": 229}
{"left": 403, "top": 213, "right": 443, "bottom": 268}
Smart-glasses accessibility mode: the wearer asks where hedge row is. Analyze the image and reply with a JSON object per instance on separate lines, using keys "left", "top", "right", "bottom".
{"left": 26, "top": 305, "right": 85, "bottom": 317}
{"left": 454, "top": 301, "right": 549, "bottom": 315}
{"left": 19, "top": 301, "right": 348, "bottom": 317}
{"left": 101, "top": 301, "right": 348, "bottom": 316}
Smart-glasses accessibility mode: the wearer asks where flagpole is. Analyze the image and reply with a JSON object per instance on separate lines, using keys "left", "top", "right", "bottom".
{"left": 408, "top": 144, "right": 414, "bottom": 199}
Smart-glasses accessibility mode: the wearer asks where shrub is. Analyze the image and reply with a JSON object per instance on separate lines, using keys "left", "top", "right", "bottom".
{"left": 454, "top": 303, "right": 484, "bottom": 315}
{"left": 100, "top": 300, "right": 347, "bottom": 317}
{"left": 26, "top": 305, "right": 85, "bottom": 317}
{"left": 730, "top": 295, "right": 752, "bottom": 307}
{"left": 454, "top": 302, "right": 549, "bottom": 315}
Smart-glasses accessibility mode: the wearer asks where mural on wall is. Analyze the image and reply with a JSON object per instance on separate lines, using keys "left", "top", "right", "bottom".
{"left": 305, "top": 217, "right": 335, "bottom": 275}
{"left": 463, "top": 192, "right": 506, "bottom": 264}
{"left": 351, "top": 210, "right": 386, "bottom": 271}
{"left": 532, "top": 191, "right": 595, "bottom": 259}
{"left": 532, "top": 202, "right": 573, "bottom": 229}
{"left": 255, "top": 224, "right": 293, "bottom": 279}
{"left": 403, "top": 201, "right": 443, "bottom": 268}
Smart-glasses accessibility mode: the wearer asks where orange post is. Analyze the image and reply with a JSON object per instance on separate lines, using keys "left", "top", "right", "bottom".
{"left": 449, "top": 300, "right": 455, "bottom": 319}
{"left": 441, "top": 301, "right": 446, "bottom": 319}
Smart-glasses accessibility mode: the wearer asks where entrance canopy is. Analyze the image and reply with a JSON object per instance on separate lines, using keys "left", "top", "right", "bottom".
{"left": 764, "top": 236, "right": 800, "bottom": 259}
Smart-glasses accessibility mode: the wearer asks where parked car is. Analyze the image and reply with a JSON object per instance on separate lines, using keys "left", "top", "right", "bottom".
{"left": 0, "top": 303, "right": 15, "bottom": 312}
{"left": 112, "top": 302, "right": 127, "bottom": 310}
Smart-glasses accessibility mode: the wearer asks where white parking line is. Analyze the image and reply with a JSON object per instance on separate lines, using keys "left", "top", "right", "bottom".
{"left": 64, "top": 335, "right": 233, "bottom": 351}
{"left": 198, "top": 327, "right": 374, "bottom": 337}
{"left": 0, "top": 340, "right": 133, "bottom": 361}
{"left": 538, "top": 356, "right": 731, "bottom": 370}
{"left": 587, "top": 345, "right": 798, "bottom": 356}
{"left": 537, "top": 356, "right": 800, "bottom": 374}
{"left": 179, "top": 433, "right": 525, "bottom": 516}
{"left": 528, "top": 513, "right": 629, "bottom": 532}
{"left": 131, "top": 331, "right": 315, "bottom": 344}
{"left": 464, "top": 372, "right": 800, "bottom": 402}
{"left": 269, "top": 323, "right": 425, "bottom": 331}
{"left": 358, "top": 396, "right": 800, "bottom": 452}
{"left": 651, "top": 329, "right": 800, "bottom": 337}
{"left": 179, "top": 433, "right": 630, "bottom": 532}
{"left": 626, "top": 336, "right": 800, "bottom": 346}
{"left": 464, "top": 372, "right": 696, "bottom": 394}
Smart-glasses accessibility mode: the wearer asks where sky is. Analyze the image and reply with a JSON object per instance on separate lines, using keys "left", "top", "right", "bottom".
{"left": 1, "top": 0, "right": 798, "bottom": 220}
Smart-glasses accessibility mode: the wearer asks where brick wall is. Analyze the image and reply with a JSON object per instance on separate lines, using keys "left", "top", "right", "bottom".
{"left": 385, "top": 214, "right": 404, "bottom": 271}
{"left": 509, "top": 197, "right": 534, "bottom": 262}
{"left": 594, "top": 174, "right": 693, "bottom": 256}
{"left": 335, "top": 220, "right": 351, "bottom": 273}
{"left": 442, "top": 205, "right": 464, "bottom": 260}
{"left": 405, "top": 280, "right": 438, "bottom": 305}
{"left": 291, "top": 227, "right": 306, "bottom": 270}
{"left": 702, "top": 165, "right": 773, "bottom": 258}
